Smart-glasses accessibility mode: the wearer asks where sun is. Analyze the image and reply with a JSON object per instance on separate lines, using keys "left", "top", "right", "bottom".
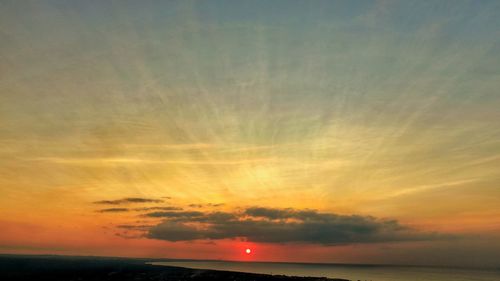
{"left": 245, "top": 248, "right": 251, "bottom": 254}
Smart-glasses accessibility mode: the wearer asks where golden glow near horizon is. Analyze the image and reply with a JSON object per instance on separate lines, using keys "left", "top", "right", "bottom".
{"left": 0, "top": 0, "right": 499, "bottom": 268}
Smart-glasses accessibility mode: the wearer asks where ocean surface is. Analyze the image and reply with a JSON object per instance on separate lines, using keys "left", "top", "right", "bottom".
{"left": 153, "top": 261, "right": 500, "bottom": 281}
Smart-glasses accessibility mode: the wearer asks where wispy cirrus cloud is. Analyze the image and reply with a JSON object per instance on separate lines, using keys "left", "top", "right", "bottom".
{"left": 123, "top": 143, "right": 215, "bottom": 150}
{"left": 30, "top": 156, "right": 279, "bottom": 166}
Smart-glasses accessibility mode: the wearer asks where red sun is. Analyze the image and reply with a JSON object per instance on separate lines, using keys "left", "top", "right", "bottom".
{"left": 245, "top": 248, "right": 251, "bottom": 254}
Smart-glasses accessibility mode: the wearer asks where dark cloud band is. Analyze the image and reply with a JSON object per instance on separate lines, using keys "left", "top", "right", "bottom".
{"left": 146, "top": 207, "right": 451, "bottom": 244}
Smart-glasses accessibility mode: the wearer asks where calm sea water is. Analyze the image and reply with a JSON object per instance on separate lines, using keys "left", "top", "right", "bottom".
{"left": 153, "top": 261, "right": 500, "bottom": 281}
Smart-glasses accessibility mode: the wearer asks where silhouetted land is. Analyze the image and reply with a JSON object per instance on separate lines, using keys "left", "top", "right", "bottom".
{"left": 0, "top": 255, "right": 350, "bottom": 281}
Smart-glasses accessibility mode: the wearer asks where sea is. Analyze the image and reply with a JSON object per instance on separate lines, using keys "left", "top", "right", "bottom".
{"left": 152, "top": 261, "right": 500, "bottom": 281}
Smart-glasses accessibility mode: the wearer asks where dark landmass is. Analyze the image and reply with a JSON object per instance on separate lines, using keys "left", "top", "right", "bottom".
{"left": 0, "top": 255, "right": 350, "bottom": 281}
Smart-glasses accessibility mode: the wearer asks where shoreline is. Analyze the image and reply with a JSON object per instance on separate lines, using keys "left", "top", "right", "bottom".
{"left": 0, "top": 255, "right": 350, "bottom": 281}
{"left": 2, "top": 253, "right": 498, "bottom": 272}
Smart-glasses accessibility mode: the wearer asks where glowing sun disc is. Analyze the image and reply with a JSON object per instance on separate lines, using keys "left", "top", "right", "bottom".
{"left": 245, "top": 248, "right": 251, "bottom": 254}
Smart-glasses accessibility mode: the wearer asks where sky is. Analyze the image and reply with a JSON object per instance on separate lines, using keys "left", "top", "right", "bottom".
{"left": 1, "top": 0, "right": 499, "bottom": 268}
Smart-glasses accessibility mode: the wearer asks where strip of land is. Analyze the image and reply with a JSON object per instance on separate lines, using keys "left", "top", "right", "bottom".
{"left": 0, "top": 255, "right": 350, "bottom": 281}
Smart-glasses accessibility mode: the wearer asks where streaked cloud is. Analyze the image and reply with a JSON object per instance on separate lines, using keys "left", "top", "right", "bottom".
{"left": 144, "top": 211, "right": 205, "bottom": 219}
{"left": 93, "top": 197, "right": 164, "bottom": 205}
{"left": 97, "top": 208, "right": 129, "bottom": 213}
{"left": 133, "top": 206, "right": 183, "bottom": 212}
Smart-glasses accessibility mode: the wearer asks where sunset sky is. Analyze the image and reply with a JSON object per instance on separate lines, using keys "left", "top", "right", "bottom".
{"left": 1, "top": 0, "right": 499, "bottom": 268}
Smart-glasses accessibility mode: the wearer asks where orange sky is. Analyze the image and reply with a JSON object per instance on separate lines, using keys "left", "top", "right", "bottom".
{"left": 1, "top": 0, "right": 499, "bottom": 268}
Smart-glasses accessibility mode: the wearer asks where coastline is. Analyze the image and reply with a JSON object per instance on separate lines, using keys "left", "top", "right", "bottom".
{"left": 0, "top": 255, "right": 349, "bottom": 281}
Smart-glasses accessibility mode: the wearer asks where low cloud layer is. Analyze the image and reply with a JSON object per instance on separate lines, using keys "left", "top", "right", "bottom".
{"left": 146, "top": 207, "right": 449, "bottom": 245}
